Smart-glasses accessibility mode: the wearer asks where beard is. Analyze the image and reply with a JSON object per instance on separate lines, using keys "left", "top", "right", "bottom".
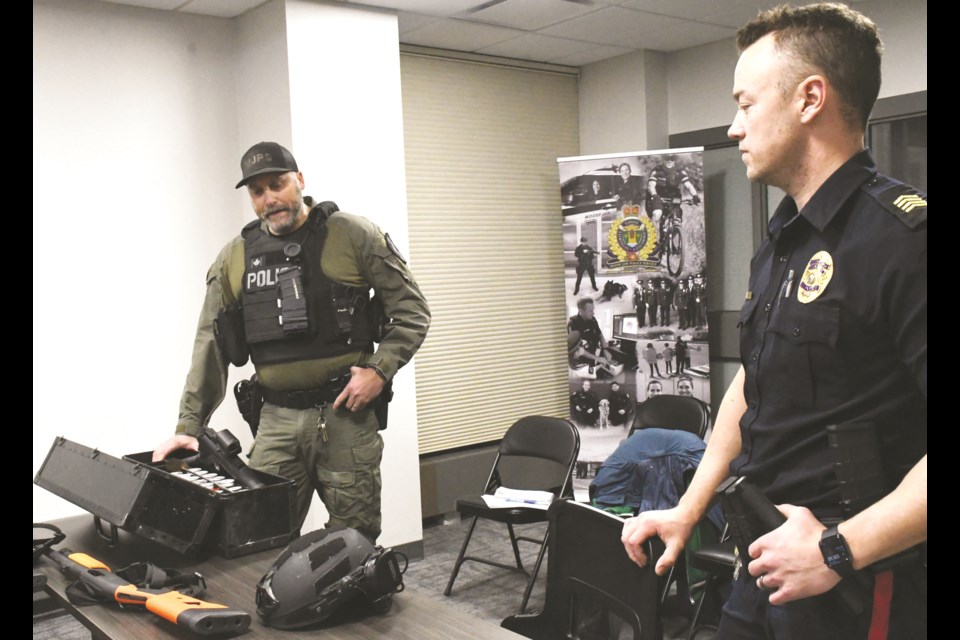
{"left": 259, "top": 188, "right": 305, "bottom": 235}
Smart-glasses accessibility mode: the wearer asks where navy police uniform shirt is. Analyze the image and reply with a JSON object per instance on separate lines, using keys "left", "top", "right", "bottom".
{"left": 731, "top": 149, "right": 926, "bottom": 519}
{"left": 568, "top": 314, "right": 605, "bottom": 352}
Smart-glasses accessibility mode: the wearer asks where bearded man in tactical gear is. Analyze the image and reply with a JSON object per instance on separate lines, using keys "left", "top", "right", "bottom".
{"left": 153, "top": 142, "right": 431, "bottom": 544}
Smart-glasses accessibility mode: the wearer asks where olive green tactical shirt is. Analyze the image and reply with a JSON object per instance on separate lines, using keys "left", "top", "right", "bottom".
{"left": 175, "top": 198, "right": 431, "bottom": 437}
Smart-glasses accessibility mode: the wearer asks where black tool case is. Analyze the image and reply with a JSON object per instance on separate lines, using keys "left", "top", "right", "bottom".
{"left": 34, "top": 436, "right": 299, "bottom": 559}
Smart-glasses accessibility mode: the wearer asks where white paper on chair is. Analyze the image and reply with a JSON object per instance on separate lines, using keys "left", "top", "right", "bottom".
{"left": 481, "top": 487, "right": 554, "bottom": 510}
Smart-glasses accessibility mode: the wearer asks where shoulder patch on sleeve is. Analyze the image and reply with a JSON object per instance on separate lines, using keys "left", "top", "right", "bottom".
{"left": 868, "top": 182, "right": 927, "bottom": 229}
{"left": 384, "top": 233, "right": 407, "bottom": 264}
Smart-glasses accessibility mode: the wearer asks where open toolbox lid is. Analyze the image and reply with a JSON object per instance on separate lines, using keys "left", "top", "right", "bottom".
{"left": 34, "top": 436, "right": 219, "bottom": 555}
{"left": 34, "top": 436, "right": 153, "bottom": 528}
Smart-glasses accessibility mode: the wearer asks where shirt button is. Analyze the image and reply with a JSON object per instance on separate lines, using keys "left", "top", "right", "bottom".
{"left": 764, "top": 303, "right": 771, "bottom": 312}
{"left": 792, "top": 327, "right": 801, "bottom": 337}
{"left": 779, "top": 256, "right": 787, "bottom": 263}
{"left": 751, "top": 353, "right": 758, "bottom": 361}
{"left": 749, "top": 402, "right": 757, "bottom": 409}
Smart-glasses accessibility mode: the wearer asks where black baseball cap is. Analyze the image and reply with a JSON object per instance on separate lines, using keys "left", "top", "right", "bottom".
{"left": 236, "top": 141, "right": 299, "bottom": 189}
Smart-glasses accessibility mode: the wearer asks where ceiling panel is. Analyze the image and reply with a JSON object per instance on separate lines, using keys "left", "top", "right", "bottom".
{"left": 396, "top": 11, "right": 439, "bottom": 35}
{"left": 179, "top": 0, "right": 270, "bottom": 18}
{"left": 400, "top": 18, "right": 523, "bottom": 52}
{"left": 549, "top": 43, "right": 634, "bottom": 67}
{"left": 85, "top": 0, "right": 895, "bottom": 67}
{"left": 633, "top": 20, "right": 737, "bottom": 53}
{"left": 98, "top": 0, "right": 185, "bottom": 10}
{"left": 538, "top": 6, "right": 686, "bottom": 47}
{"left": 697, "top": 0, "right": 785, "bottom": 29}
{"left": 477, "top": 32, "right": 597, "bottom": 62}
{"left": 342, "top": 0, "right": 488, "bottom": 18}
{"left": 464, "top": 0, "right": 600, "bottom": 31}
{"left": 619, "top": 0, "right": 736, "bottom": 22}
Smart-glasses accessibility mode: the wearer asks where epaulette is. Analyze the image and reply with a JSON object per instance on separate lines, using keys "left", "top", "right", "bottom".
{"left": 863, "top": 178, "right": 926, "bottom": 229}
{"left": 241, "top": 217, "right": 261, "bottom": 238}
{"left": 311, "top": 200, "right": 340, "bottom": 221}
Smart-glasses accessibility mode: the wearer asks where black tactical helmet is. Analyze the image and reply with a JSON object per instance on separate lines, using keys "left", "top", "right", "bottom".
{"left": 255, "top": 527, "right": 405, "bottom": 629}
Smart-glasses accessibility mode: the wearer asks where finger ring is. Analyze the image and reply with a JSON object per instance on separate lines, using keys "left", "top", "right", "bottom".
{"left": 757, "top": 574, "right": 769, "bottom": 591}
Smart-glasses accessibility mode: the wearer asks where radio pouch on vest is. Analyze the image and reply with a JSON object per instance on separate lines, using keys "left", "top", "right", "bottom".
{"left": 215, "top": 302, "right": 250, "bottom": 367}
{"left": 277, "top": 264, "right": 310, "bottom": 335}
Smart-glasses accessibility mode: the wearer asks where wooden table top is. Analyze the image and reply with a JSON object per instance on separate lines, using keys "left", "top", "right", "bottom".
{"left": 34, "top": 515, "right": 524, "bottom": 640}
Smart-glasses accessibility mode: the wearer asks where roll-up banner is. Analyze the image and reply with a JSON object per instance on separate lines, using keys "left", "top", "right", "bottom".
{"left": 559, "top": 148, "right": 711, "bottom": 495}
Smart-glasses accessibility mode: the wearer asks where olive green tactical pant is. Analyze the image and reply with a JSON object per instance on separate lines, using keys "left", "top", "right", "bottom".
{"left": 248, "top": 402, "right": 383, "bottom": 542}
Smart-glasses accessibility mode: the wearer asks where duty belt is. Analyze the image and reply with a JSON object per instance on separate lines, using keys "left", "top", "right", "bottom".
{"left": 260, "top": 375, "right": 351, "bottom": 410}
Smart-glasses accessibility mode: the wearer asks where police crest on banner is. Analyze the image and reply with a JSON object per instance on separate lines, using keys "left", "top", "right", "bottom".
{"left": 606, "top": 204, "right": 659, "bottom": 269}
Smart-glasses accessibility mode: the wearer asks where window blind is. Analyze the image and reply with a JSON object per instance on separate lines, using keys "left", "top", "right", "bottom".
{"left": 400, "top": 52, "right": 580, "bottom": 454}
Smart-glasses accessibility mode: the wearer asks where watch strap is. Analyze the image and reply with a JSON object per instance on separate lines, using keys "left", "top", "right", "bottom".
{"left": 820, "top": 525, "right": 856, "bottom": 579}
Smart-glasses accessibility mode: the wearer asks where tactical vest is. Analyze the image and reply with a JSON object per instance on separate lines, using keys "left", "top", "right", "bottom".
{"left": 240, "top": 207, "right": 376, "bottom": 366}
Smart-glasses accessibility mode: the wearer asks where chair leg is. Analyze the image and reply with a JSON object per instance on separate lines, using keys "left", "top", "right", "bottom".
{"left": 506, "top": 523, "right": 526, "bottom": 570}
{"left": 444, "top": 515, "right": 479, "bottom": 596}
{"left": 519, "top": 529, "right": 549, "bottom": 614}
{"left": 660, "top": 563, "right": 676, "bottom": 605}
{"left": 685, "top": 574, "right": 717, "bottom": 640}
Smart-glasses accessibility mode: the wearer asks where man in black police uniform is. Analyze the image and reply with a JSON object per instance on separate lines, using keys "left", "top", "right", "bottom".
{"left": 621, "top": 5, "right": 926, "bottom": 639}
{"left": 691, "top": 273, "right": 708, "bottom": 329}
{"left": 571, "top": 380, "right": 600, "bottom": 428}
{"left": 152, "top": 142, "right": 431, "bottom": 544}
{"left": 567, "top": 298, "right": 612, "bottom": 368}
{"left": 675, "top": 279, "right": 691, "bottom": 330}
{"left": 573, "top": 236, "right": 599, "bottom": 294}
{"left": 656, "top": 278, "right": 673, "bottom": 326}
{"left": 634, "top": 277, "right": 647, "bottom": 327}
{"left": 644, "top": 279, "right": 659, "bottom": 326}
{"left": 608, "top": 381, "right": 633, "bottom": 428}
{"left": 645, "top": 155, "right": 701, "bottom": 263}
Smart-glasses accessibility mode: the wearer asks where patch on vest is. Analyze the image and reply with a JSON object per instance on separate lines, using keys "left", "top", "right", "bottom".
{"left": 384, "top": 233, "right": 407, "bottom": 264}
{"left": 872, "top": 183, "right": 926, "bottom": 229}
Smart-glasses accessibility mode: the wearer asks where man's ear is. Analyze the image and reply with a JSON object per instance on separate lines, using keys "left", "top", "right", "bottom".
{"left": 798, "top": 75, "right": 826, "bottom": 124}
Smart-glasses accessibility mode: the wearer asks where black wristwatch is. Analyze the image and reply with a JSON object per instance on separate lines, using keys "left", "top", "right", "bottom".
{"left": 819, "top": 525, "right": 856, "bottom": 579}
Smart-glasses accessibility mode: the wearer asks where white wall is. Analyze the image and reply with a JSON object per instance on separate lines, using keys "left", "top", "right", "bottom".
{"left": 579, "top": 0, "right": 928, "bottom": 141}
{"left": 578, "top": 50, "right": 649, "bottom": 155}
{"left": 33, "top": 0, "right": 423, "bottom": 550}
{"left": 667, "top": 0, "right": 927, "bottom": 134}
{"left": 667, "top": 38, "right": 740, "bottom": 135}
{"left": 281, "top": 0, "right": 423, "bottom": 547}
{"left": 33, "top": 0, "right": 242, "bottom": 520}
{"left": 866, "top": 0, "right": 928, "bottom": 100}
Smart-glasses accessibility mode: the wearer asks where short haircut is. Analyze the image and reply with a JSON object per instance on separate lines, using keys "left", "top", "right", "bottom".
{"left": 577, "top": 297, "right": 595, "bottom": 311}
{"left": 736, "top": 2, "right": 882, "bottom": 130}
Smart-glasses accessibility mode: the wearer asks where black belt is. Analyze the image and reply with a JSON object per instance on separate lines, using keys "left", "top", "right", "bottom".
{"left": 260, "top": 375, "right": 350, "bottom": 410}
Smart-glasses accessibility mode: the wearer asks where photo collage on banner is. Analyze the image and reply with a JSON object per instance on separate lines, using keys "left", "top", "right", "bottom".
{"left": 558, "top": 148, "right": 710, "bottom": 498}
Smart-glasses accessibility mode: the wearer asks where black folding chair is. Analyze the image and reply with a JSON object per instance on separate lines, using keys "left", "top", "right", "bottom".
{"left": 443, "top": 415, "right": 580, "bottom": 613}
{"left": 501, "top": 500, "right": 664, "bottom": 640}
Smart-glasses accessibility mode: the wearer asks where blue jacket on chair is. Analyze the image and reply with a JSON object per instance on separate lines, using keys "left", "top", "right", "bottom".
{"left": 590, "top": 428, "right": 725, "bottom": 532}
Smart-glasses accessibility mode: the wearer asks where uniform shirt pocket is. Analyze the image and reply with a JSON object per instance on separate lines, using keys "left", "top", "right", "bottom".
{"left": 766, "top": 303, "right": 844, "bottom": 409}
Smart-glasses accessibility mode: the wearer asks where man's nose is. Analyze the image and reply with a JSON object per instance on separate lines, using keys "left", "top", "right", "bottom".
{"left": 727, "top": 113, "right": 744, "bottom": 140}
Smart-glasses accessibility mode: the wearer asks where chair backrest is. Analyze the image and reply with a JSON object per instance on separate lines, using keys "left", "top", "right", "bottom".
{"left": 486, "top": 415, "right": 580, "bottom": 498}
{"left": 631, "top": 394, "right": 710, "bottom": 439}
{"left": 501, "top": 500, "right": 662, "bottom": 640}
{"left": 500, "top": 415, "right": 579, "bottom": 464}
